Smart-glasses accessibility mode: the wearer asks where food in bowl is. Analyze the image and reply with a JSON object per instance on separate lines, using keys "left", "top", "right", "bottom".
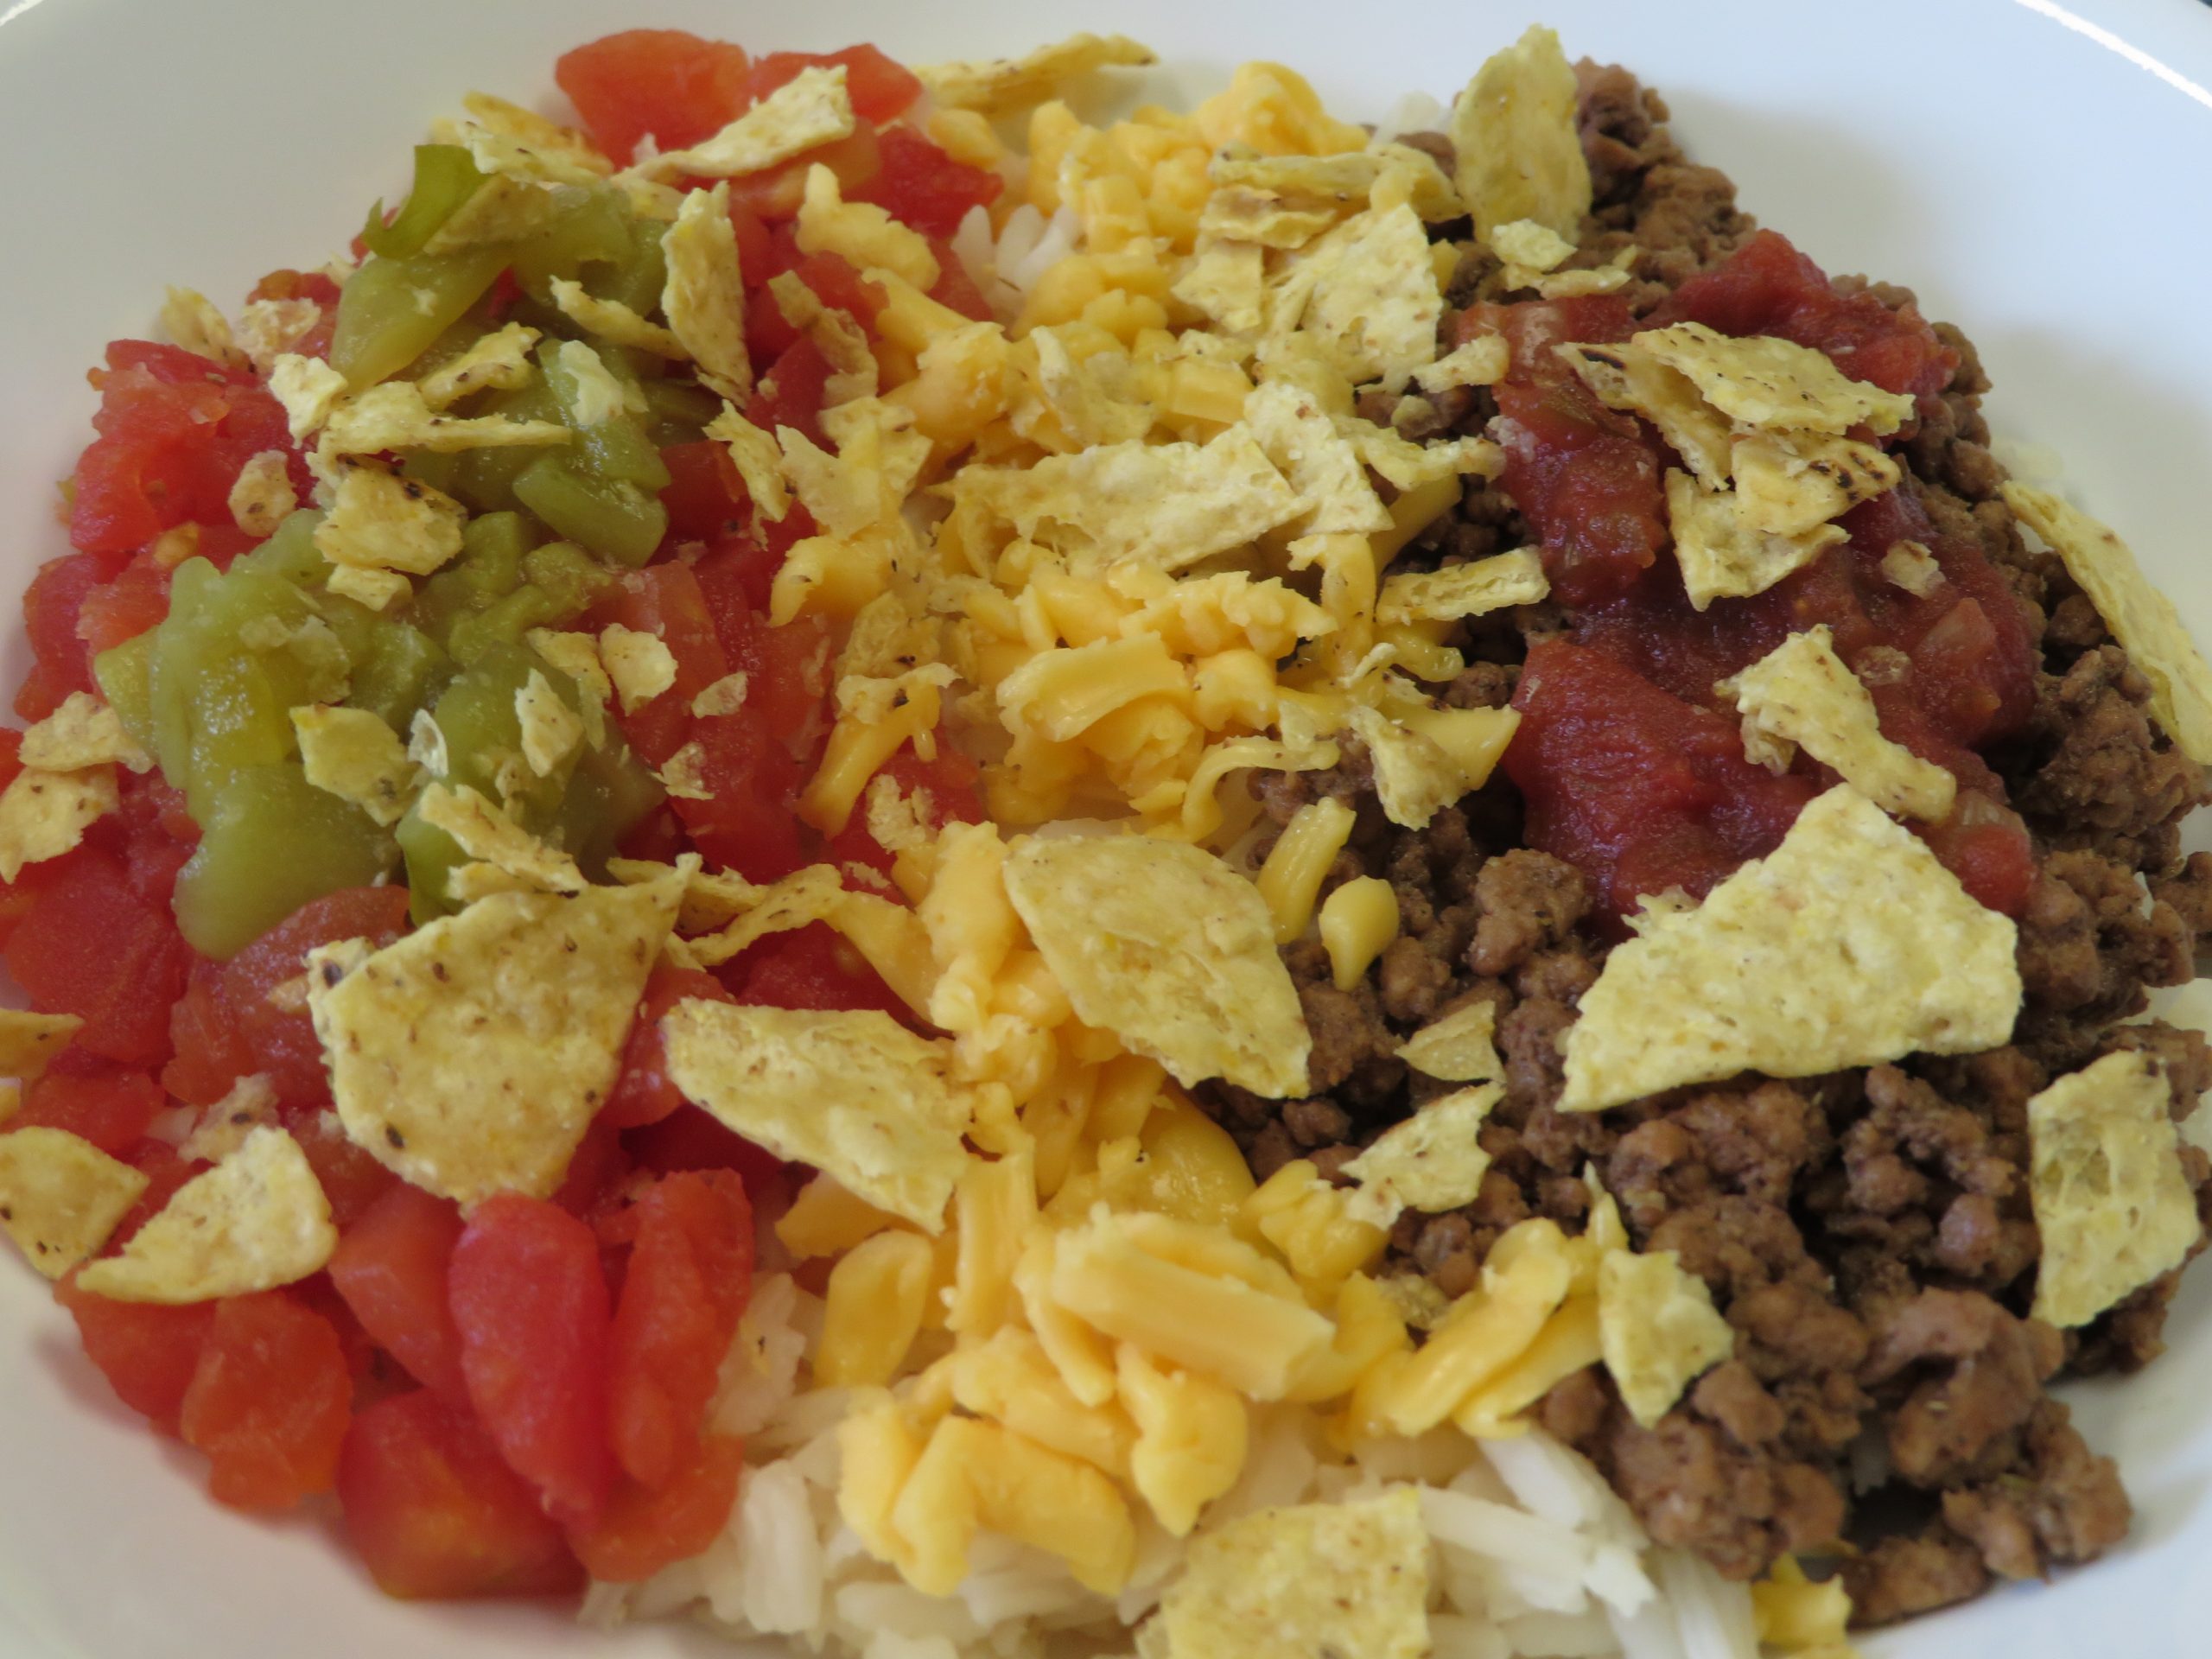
{"left": 1, "top": 21, "right": 2208, "bottom": 1659}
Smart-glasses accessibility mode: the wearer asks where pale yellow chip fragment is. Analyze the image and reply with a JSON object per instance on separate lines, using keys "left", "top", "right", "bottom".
{"left": 270, "top": 353, "right": 350, "bottom": 442}
{"left": 1636, "top": 321, "right": 1915, "bottom": 436}
{"left": 1668, "top": 471, "right": 1847, "bottom": 611}
{"left": 308, "top": 877, "right": 680, "bottom": 1204}
{"left": 313, "top": 466, "right": 467, "bottom": 575}
{"left": 1598, "top": 1248, "right": 1735, "bottom": 1427}
{"left": 684, "top": 864, "right": 849, "bottom": 968}
{"left": 292, "top": 705, "right": 421, "bottom": 827}
{"left": 690, "top": 672, "right": 750, "bottom": 720}
{"left": 1268, "top": 204, "right": 1441, "bottom": 391}
{"left": 416, "top": 321, "right": 542, "bottom": 410}
{"left": 1414, "top": 334, "right": 1512, "bottom": 394}
{"left": 2003, "top": 481, "right": 2212, "bottom": 765}
{"left": 415, "top": 782, "right": 583, "bottom": 893}
{"left": 320, "top": 382, "right": 571, "bottom": 456}
{"left": 1344, "top": 703, "right": 1469, "bottom": 831}
{"left": 1490, "top": 217, "right": 1576, "bottom": 275}
{"left": 422, "top": 175, "right": 563, "bottom": 255}
{"left": 0, "top": 766, "right": 117, "bottom": 883}
{"left": 550, "top": 340, "right": 635, "bottom": 427}
{"left": 1719, "top": 626, "right": 1956, "bottom": 821}
{"left": 918, "top": 33, "right": 1154, "bottom": 113}
{"left": 0, "top": 1128, "right": 147, "bottom": 1280}
{"left": 1158, "top": 1488, "right": 1430, "bottom": 1659}
{"left": 408, "top": 710, "right": 449, "bottom": 777}
{"left": 2029, "top": 1048, "right": 2202, "bottom": 1328}
{"left": 21, "top": 691, "right": 151, "bottom": 774}
{"left": 647, "top": 65, "right": 855, "bottom": 180}
{"left": 227, "top": 449, "right": 297, "bottom": 538}
{"left": 954, "top": 426, "right": 1303, "bottom": 575}
{"left": 664, "top": 183, "right": 753, "bottom": 404}
{"left": 546, "top": 281, "right": 686, "bottom": 360}
{"left": 0, "top": 1010, "right": 81, "bottom": 1082}
{"left": 1731, "top": 429, "right": 1900, "bottom": 539}
{"left": 76, "top": 1128, "right": 335, "bottom": 1304}
{"left": 235, "top": 299, "right": 320, "bottom": 372}
{"left": 703, "top": 406, "right": 791, "bottom": 523}
{"left": 661, "top": 1000, "right": 969, "bottom": 1230}
{"left": 178, "top": 1074, "right": 282, "bottom": 1166}
{"left": 1557, "top": 340, "right": 1732, "bottom": 486}
{"left": 1343, "top": 1083, "right": 1501, "bottom": 1229}
{"left": 526, "top": 629, "right": 613, "bottom": 712}
{"left": 1395, "top": 998, "right": 1503, "bottom": 1083}
{"left": 798, "top": 165, "right": 938, "bottom": 291}
{"left": 1451, "top": 24, "right": 1592, "bottom": 245}
{"left": 1376, "top": 550, "right": 1548, "bottom": 627}
{"left": 160, "top": 287, "right": 242, "bottom": 367}
{"left": 1561, "top": 785, "right": 2020, "bottom": 1111}
{"left": 1002, "top": 836, "right": 1310, "bottom": 1099}
{"left": 1880, "top": 539, "right": 1945, "bottom": 598}
{"left": 454, "top": 92, "right": 612, "bottom": 181}
{"left": 1243, "top": 381, "right": 1390, "bottom": 536}
{"left": 328, "top": 565, "right": 411, "bottom": 612}
{"left": 515, "top": 670, "right": 584, "bottom": 777}
{"left": 599, "top": 623, "right": 679, "bottom": 714}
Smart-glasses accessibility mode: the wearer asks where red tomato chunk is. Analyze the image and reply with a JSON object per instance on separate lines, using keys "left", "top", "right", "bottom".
{"left": 330, "top": 1183, "right": 471, "bottom": 1403}
{"left": 178, "top": 1290, "right": 353, "bottom": 1511}
{"left": 555, "top": 29, "right": 753, "bottom": 165}
{"left": 54, "top": 1275, "right": 216, "bottom": 1435}
{"left": 570, "top": 1435, "right": 746, "bottom": 1583}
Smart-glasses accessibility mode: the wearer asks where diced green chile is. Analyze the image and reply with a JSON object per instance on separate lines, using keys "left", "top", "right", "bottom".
{"left": 512, "top": 457, "right": 667, "bottom": 568}
{"left": 175, "top": 764, "right": 397, "bottom": 959}
{"left": 331, "top": 246, "right": 508, "bottom": 388}
{"left": 360, "top": 144, "right": 486, "bottom": 260}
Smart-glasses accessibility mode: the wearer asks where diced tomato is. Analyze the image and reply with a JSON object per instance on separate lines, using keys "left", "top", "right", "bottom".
{"left": 745, "top": 335, "right": 836, "bottom": 449}
{"left": 603, "top": 1171, "right": 753, "bottom": 1489}
{"left": 1491, "top": 376, "right": 1670, "bottom": 608}
{"left": 331, "top": 1183, "right": 469, "bottom": 1402}
{"left": 555, "top": 29, "right": 753, "bottom": 166}
{"left": 569, "top": 1436, "right": 745, "bottom": 1582}
{"left": 825, "top": 741, "right": 984, "bottom": 876}
{"left": 625, "top": 1106, "right": 785, "bottom": 1188}
{"left": 104, "top": 771, "right": 197, "bottom": 911}
{"left": 671, "top": 715, "right": 810, "bottom": 882}
{"left": 448, "top": 1194, "right": 616, "bottom": 1524}
{"left": 721, "top": 607, "right": 832, "bottom": 760}
{"left": 1506, "top": 639, "right": 1818, "bottom": 924}
{"left": 102, "top": 1139, "right": 203, "bottom": 1253}
{"left": 551, "top": 1116, "right": 631, "bottom": 1220}
{"left": 585, "top": 565, "right": 732, "bottom": 765}
{"left": 243, "top": 270, "right": 340, "bottom": 360}
{"left": 727, "top": 124, "right": 883, "bottom": 223}
{"left": 615, "top": 803, "right": 689, "bottom": 865}
{"left": 604, "top": 966, "right": 738, "bottom": 1132}
{"left": 1449, "top": 294, "right": 1637, "bottom": 382}
{"left": 726, "top": 197, "right": 773, "bottom": 283}
{"left": 745, "top": 249, "right": 887, "bottom": 363}
{"left": 6, "top": 846, "right": 191, "bottom": 1065}
{"left": 852, "top": 125, "right": 1004, "bottom": 239}
{"left": 13, "top": 1067, "right": 166, "bottom": 1156}
{"left": 658, "top": 440, "right": 751, "bottom": 543}
{"left": 162, "top": 964, "right": 254, "bottom": 1106}
{"left": 726, "top": 920, "right": 910, "bottom": 1020}
{"left": 692, "top": 533, "right": 786, "bottom": 620}
{"left": 76, "top": 550, "right": 174, "bottom": 659}
{"left": 14, "top": 551, "right": 116, "bottom": 721}
{"left": 340, "top": 1389, "right": 584, "bottom": 1599}
{"left": 928, "top": 239, "right": 996, "bottom": 323}
{"left": 1923, "top": 796, "right": 2037, "bottom": 917}
{"left": 742, "top": 44, "right": 922, "bottom": 124}
{"left": 54, "top": 1274, "right": 215, "bottom": 1433}
{"left": 178, "top": 1291, "right": 353, "bottom": 1511}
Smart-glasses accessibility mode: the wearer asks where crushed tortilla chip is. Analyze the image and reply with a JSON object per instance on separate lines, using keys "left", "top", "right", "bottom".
{"left": 318, "top": 382, "right": 571, "bottom": 456}
{"left": 1731, "top": 429, "right": 1900, "bottom": 539}
{"left": 292, "top": 705, "right": 422, "bottom": 827}
{"left": 599, "top": 623, "right": 679, "bottom": 714}
{"left": 234, "top": 298, "right": 320, "bottom": 372}
{"left": 0, "top": 1010, "right": 82, "bottom": 1081}
{"left": 416, "top": 321, "right": 542, "bottom": 410}
{"left": 1243, "top": 381, "right": 1390, "bottom": 536}
{"left": 2028, "top": 1048, "right": 2202, "bottom": 1328}
{"left": 655, "top": 741, "right": 712, "bottom": 802}
{"left": 178, "top": 1074, "right": 283, "bottom": 1166}
{"left": 918, "top": 33, "right": 1154, "bottom": 113}
{"left": 421, "top": 174, "right": 563, "bottom": 256}
{"left": 1719, "top": 626, "right": 1956, "bottom": 821}
{"left": 0, "top": 1128, "right": 148, "bottom": 1281}
{"left": 703, "top": 406, "right": 791, "bottom": 523}
{"left": 1344, "top": 1083, "right": 1501, "bottom": 1229}
{"left": 1880, "top": 539, "right": 1945, "bottom": 598}
{"left": 21, "top": 691, "right": 151, "bottom": 774}
{"left": 547, "top": 279, "right": 686, "bottom": 359}
{"left": 2002, "top": 481, "right": 2212, "bottom": 765}
{"left": 1376, "top": 550, "right": 1548, "bottom": 627}
{"left": 1561, "top": 785, "right": 2020, "bottom": 1111}
{"left": 313, "top": 465, "right": 467, "bottom": 575}
{"left": 664, "top": 182, "right": 753, "bottom": 404}
{"left": 661, "top": 1000, "right": 969, "bottom": 1230}
{"left": 954, "top": 426, "right": 1303, "bottom": 576}
{"left": 1001, "top": 835, "right": 1310, "bottom": 1098}
{"left": 1268, "top": 204, "right": 1441, "bottom": 392}
{"left": 408, "top": 709, "right": 449, "bottom": 778}
{"left": 309, "top": 876, "right": 680, "bottom": 1204}
{"left": 550, "top": 339, "right": 639, "bottom": 428}
{"left": 454, "top": 92, "right": 611, "bottom": 180}
{"left": 327, "top": 566, "right": 411, "bottom": 612}
{"left": 1598, "top": 1247, "right": 1736, "bottom": 1427}
{"left": 160, "top": 286, "right": 242, "bottom": 367}
{"left": 685, "top": 863, "right": 849, "bottom": 968}
{"left": 1635, "top": 321, "right": 1915, "bottom": 436}
{"left": 646, "top": 65, "right": 855, "bottom": 180}
{"left": 0, "top": 765, "right": 118, "bottom": 883}
{"left": 1557, "top": 339, "right": 1732, "bottom": 487}
{"left": 690, "top": 671, "right": 751, "bottom": 719}
{"left": 75, "top": 1128, "right": 335, "bottom": 1304}
{"left": 1344, "top": 703, "right": 1468, "bottom": 830}
{"left": 1173, "top": 241, "right": 1268, "bottom": 333}
{"left": 226, "top": 448, "right": 297, "bottom": 539}
{"left": 1395, "top": 998, "right": 1502, "bottom": 1083}
{"left": 270, "top": 353, "right": 350, "bottom": 442}
{"left": 1490, "top": 217, "right": 1576, "bottom": 275}
{"left": 1414, "top": 334, "right": 1512, "bottom": 395}
{"left": 1668, "top": 470, "right": 1847, "bottom": 611}
{"left": 1450, "top": 24, "right": 1592, "bottom": 245}
{"left": 1157, "top": 1487, "right": 1430, "bottom": 1659}
{"left": 415, "top": 782, "right": 584, "bottom": 893}
{"left": 513, "top": 669, "right": 585, "bottom": 778}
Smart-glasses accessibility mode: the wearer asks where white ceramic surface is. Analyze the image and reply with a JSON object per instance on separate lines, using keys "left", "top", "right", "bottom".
{"left": 2, "top": 1, "right": 2209, "bottom": 1654}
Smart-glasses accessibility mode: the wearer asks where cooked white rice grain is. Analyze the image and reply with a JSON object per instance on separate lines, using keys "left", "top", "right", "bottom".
{"left": 1656, "top": 1551, "right": 1758, "bottom": 1659}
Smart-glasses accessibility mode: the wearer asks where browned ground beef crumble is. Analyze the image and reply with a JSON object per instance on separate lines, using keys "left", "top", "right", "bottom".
{"left": 1198, "top": 63, "right": 2212, "bottom": 1628}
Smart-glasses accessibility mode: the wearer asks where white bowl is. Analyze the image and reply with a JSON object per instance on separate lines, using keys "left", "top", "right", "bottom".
{"left": 2, "top": 1, "right": 2209, "bottom": 1654}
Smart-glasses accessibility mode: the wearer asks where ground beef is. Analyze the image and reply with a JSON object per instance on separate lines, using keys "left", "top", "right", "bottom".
{"left": 1199, "top": 65, "right": 2212, "bottom": 1628}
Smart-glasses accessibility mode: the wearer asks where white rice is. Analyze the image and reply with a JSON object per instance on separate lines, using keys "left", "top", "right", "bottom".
{"left": 588, "top": 1281, "right": 1770, "bottom": 1659}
